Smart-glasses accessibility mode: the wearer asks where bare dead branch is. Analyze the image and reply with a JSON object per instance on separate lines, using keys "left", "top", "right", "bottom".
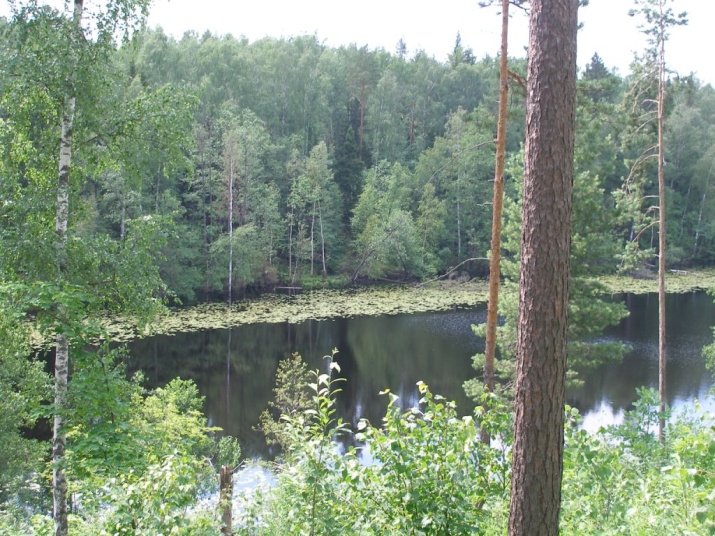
{"left": 416, "top": 257, "right": 488, "bottom": 287}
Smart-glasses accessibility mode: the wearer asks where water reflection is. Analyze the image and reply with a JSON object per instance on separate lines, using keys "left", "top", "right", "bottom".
{"left": 568, "top": 291, "right": 715, "bottom": 429}
{"left": 127, "top": 292, "right": 715, "bottom": 457}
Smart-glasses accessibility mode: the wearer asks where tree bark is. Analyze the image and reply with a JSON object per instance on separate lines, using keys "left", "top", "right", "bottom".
{"left": 482, "top": 0, "right": 510, "bottom": 444}
{"left": 219, "top": 465, "right": 233, "bottom": 535}
{"left": 508, "top": 1, "right": 577, "bottom": 535}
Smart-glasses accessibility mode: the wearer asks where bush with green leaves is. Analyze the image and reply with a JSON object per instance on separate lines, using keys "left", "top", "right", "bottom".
{"left": 65, "top": 348, "right": 217, "bottom": 486}
{"left": 561, "top": 388, "right": 715, "bottom": 536}
{"left": 1, "top": 348, "right": 236, "bottom": 535}
{"left": 240, "top": 353, "right": 512, "bottom": 536}
{"left": 245, "top": 358, "right": 714, "bottom": 536}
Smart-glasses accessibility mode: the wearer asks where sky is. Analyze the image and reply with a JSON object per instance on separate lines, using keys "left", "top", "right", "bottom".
{"left": 1, "top": 1, "right": 712, "bottom": 85}
{"left": 145, "top": 0, "right": 712, "bottom": 85}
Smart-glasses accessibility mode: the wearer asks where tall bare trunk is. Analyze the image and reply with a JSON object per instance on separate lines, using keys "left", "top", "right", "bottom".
{"left": 456, "top": 197, "right": 462, "bottom": 262}
{"left": 657, "top": 5, "right": 667, "bottom": 443}
{"left": 482, "top": 0, "right": 510, "bottom": 445}
{"left": 318, "top": 199, "right": 327, "bottom": 275}
{"left": 508, "top": 1, "right": 577, "bottom": 534}
{"left": 119, "top": 191, "right": 126, "bottom": 239}
{"left": 693, "top": 155, "right": 714, "bottom": 256}
{"left": 310, "top": 201, "right": 316, "bottom": 276}
{"left": 288, "top": 207, "right": 294, "bottom": 281}
{"left": 228, "top": 158, "right": 234, "bottom": 309}
{"left": 54, "top": 3, "right": 83, "bottom": 535}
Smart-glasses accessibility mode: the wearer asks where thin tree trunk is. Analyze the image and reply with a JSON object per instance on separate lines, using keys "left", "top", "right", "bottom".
{"left": 155, "top": 163, "right": 161, "bottom": 213}
{"left": 288, "top": 207, "right": 294, "bottom": 281}
{"left": 310, "top": 200, "right": 316, "bottom": 276}
{"left": 228, "top": 158, "right": 234, "bottom": 309}
{"left": 119, "top": 190, "right": 126, "bottom": 239}
{"left": 318, "top": 199, "right": 327, "bottom": 275}
{"left": 200, "top": 130, "right": 210, "bottom": 301}
{"left": 456, "top": 197, "right": 462, "bottom": 262}
{"left": 693, "top": 155, "right": 714, "bottom": 257}
{"left": 508, "top": 1, "right": 577, "bottom": 535}
{"left": 657, "top": 5, "right": 667, "bottom": 443}
{"left": 219, "top": 465, "right": 233, "bottom": 535}
{"left": 54, "top": 3, "right": 83, "bottom": 534}
{"left": 53, "top": 332, "right": 70, "bottom": 536}
{"left": 482, "top": 0, "right": 510, "bottom": 445}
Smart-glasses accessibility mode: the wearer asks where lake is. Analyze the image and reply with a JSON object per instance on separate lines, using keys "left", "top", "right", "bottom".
{"left": 127, "top": 291, "right": 715, "bottom": 457}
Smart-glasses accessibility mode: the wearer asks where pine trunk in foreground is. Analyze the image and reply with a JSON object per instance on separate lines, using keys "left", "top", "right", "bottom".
{"left": 508, "top": 1, "right": 577, "bottom": 535}
{"left": 482, "top": 0, "right": 510, "bottom": 445}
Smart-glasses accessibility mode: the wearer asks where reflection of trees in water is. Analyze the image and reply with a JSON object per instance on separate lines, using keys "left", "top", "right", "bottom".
{"left": 342, "top": 312, "right": 484, "bottom": 426}
{"left": 567, "top": 292, "right": 715, "bottom": 415}
{"left": 127, "top": 320, "right": 346, "bottom": 458}
{"left": 127, "top": 293, "right": 713, "bottom": 458}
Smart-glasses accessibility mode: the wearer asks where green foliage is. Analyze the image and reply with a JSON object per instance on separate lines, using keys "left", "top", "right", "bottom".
{"left": 62, "top": 348, "right": 218, "bottom": 495}
{"left": 257, "top": 352, "right": 314, "bottom": 448}
{"left": 19, "top": 454, "right": 220, "bottom": 536}
{"left": 562, "top": 389, "right": 715, "bottom": 535}
{"left": 4, "top": 20, "right": 712, "bottom": 302}
{"left": 242, "top": 356, "right": 512, "bottom": 536}
{"left": 466, "top": 133, "right": 629, "bottom": 400}
{"left": 352, "top": 386, "right": 510, "bottom": 535}
{"left": 244, "top": 365, "right": 715, "bottom": 536}
{"left": 0, "top": 303, "right": 50, "bottom": 504}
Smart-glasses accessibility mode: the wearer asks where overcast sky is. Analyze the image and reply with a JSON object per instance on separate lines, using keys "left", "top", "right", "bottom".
{"left": 145, "top": 0, "right": 712, "bottom": 85}
{"left": 2, "top": 1, "right": 711, "bottom": 85}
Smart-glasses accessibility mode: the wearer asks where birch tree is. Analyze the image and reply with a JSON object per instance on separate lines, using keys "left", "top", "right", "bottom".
{"left": 2, "top": 3, "right": 168, "bottom": 535}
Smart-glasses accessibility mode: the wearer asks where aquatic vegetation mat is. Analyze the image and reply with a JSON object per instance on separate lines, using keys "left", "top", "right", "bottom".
{"left": 103, "top": 282, "right": 490, "bottom": 341}
{"left": 599, "top": 268, "right": 715, "bottom": 294}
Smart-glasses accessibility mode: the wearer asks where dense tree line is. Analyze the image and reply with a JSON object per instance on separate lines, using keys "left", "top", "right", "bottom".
{"left": 1, "top": 1, "right": 714, "bottom": 534}
{"left": 5, "top": 24, "right": 707, "bottom": 304}
{"left": 107, "top": 29, "right": 715, "bottom": 301}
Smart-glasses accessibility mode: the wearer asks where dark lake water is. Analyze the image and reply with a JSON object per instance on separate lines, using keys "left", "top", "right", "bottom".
{"left": 127, "top": 291, "right": 715, "bottom": 457}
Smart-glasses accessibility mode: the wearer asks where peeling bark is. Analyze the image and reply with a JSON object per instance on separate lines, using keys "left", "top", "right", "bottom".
{"left": 482, "top": 0, "right": 510, "bottom": 444}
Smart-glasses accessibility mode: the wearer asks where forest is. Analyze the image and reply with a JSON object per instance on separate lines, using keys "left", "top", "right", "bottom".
{"left": 0, "top": 0, "right": 714, "bottom": 534}
{"left": 4, "top": 11, "right": 715, "bottom": 304}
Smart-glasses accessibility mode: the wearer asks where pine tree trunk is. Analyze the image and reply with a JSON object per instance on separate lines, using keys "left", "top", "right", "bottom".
{"left": 508, "top": 1, "right": 577, "bottom": 535}
{"left": 482, "top": 0, "right": 510, "bottom": 445}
